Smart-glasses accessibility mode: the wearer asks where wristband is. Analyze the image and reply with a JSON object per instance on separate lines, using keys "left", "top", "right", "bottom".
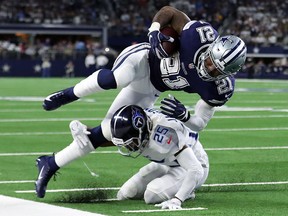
{"left": 148, "top": 22, "right": 161, "bottom": 32}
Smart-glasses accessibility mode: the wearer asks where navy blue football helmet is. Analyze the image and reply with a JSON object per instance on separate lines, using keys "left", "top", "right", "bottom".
{"left": 110, "top": 105, "right": 150, "bottom": 157}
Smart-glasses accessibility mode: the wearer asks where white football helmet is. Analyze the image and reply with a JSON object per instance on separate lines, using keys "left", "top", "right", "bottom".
{"left": 197, "top": 35, "right": 247, "bottom": 81}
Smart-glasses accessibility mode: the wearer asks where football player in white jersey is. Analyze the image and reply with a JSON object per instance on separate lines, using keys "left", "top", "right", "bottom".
{"left": 35, "top": 6, "right": 246, "bottom": 198}
{"left": 111, "top": 105, "right": 209, "bottom": 209}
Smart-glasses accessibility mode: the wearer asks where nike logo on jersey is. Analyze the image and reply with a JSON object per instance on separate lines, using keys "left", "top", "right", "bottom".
{"left": 167, "top": 135, "right": 172, "bottom": 144}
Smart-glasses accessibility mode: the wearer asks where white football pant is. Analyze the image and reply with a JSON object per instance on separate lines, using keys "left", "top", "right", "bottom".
{"left": 117, "top": 161, "right": 209, "bottom": 204}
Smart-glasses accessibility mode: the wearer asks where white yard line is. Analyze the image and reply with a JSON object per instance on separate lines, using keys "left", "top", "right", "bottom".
{"left": 0, "top": 114, "right": 288, "bottom": 122}
{"left": 1, "top": 146, "right": 288, "bottom": 157}
{"left": 0, "top": 151, "right": 118, "bottom": 156}
{"left": 0, "top": 118, "right": 103, "bottom": 122}
{"left": 0, "top": 195, "right": 106, "bottom": 216}
{"left": 0, "top": 180, "right": 34, "bottom": 184}
{"left": 14, "top": 181, "right": 288, "bottom": 194}
{"left": 205, "top": 127, "right": 288, "bottom": 132}
{"left": 122, "top": 207, "right": 208, "bottom": 213}
{"left": 205, "top": 146, "right": 288, "bottom": 151}
{"left": 1, "top": 127, "right": 288, "bottom": 136}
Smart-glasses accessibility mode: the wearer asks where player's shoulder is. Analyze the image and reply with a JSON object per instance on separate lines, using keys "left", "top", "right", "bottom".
{"left": 183, "top": 20, "right": 213, "bottom": 31}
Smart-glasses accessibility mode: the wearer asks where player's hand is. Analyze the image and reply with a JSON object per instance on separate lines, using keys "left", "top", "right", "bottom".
{"left": 148, "top": 22, "right": 174, "bottom": 59}
{"left": 155, "top": 198, "right": 182, "bottom": 210}
{"left": 70, "top": 120, "right": 91, "bottom": 149}
{"left": 160, "top": 94, "right": 190, "bottom": 122}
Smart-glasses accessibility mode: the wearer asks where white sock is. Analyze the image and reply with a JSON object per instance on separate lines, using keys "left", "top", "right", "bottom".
{"left": 73, "top": 70, "right": 104, "bottom": 97}
{"left": 54, "top": 140, "right": 94, "bottom": 167}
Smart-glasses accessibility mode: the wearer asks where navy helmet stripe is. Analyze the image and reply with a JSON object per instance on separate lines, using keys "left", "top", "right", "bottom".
{"left": 222, "top": 40, "right": 242, "bottom": 60}
{"left": 224, "top": 45, "right": 246, "bottom": 66}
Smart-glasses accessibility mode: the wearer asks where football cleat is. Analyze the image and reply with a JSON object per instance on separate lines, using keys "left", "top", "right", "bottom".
{"left": 35, "top": 155, "right": 58, "bottom": 198}
{"left": 43, "top": 87, "right": 79, "bottom": 111}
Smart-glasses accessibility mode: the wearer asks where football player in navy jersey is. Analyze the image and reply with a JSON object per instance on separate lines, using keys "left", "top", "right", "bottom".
{"left": 35, "top": 6, "right": 246, "bottom": 198}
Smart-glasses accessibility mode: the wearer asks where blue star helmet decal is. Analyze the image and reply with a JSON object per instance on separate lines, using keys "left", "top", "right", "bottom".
{"left": 220, "top": 36, "right": 233, "bottom": 45}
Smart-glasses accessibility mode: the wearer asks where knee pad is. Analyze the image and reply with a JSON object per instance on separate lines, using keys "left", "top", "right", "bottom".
{"left": 117, "top": 174, "right": 145, "bottom": 200}
{"left": 144, "top": 178, "right": 168, "bottom": 204}
{"left": 144, "top": 189, "right": 164, "bottom": 204}
{"left": 117, "top": 185, "right": 138, "bottom": 200}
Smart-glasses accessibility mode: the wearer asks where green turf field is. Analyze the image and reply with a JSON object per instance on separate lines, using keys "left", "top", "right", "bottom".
{"left": 0, "top": 78, "right": 287, "bottom": 215}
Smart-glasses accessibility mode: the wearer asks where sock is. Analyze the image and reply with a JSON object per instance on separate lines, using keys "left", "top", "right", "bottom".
{"left": 88, "top": 125, "right": 108, "bottom": 148}
{"left": 54, "top": 140, "right": 95, "bottom": 167}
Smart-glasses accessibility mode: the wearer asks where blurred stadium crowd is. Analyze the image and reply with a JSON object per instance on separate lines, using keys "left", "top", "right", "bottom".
{"left": 0, "top": 0, "right": 287, "bottom": 78}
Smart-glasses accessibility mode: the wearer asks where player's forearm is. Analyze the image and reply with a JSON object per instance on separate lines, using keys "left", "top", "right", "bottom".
{"left": 185, "top": 99, "right": 215, "bottom": 132}
{"left": 175, "top": 147, "right": 204, "bottom": 201}
{"left": 151, "top": 6, "right": 190, "bottom": 34}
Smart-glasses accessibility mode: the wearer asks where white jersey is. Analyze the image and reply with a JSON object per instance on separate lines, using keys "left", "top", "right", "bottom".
{"left": 142, "top": 108, "right": 203, "bottom": 167}
{"left": 117, "top": 108, "right": 209, "bottom": 203}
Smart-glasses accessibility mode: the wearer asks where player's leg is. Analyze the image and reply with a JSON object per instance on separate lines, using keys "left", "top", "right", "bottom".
{"left": 117, "top": 162, "right": 169, "bottom": 200}
{"left": 43, "top": 43, "right": 150, "bottom": 111}
{"left": 143, "top": 167, "right": 186, "bottom": 204}
{"left": 144, "top": 145, "right": 210, "bottom": 204}
{"left": 36, "top": 84, "right": 160, "bottom": 198}
{"left": 42, "top": 68, "right": 117, "bottom": 111}
{"left": 35, "top": 120, "right": 94, "bottom": 198}
{"left": 193, "top": 140, "right": 210, "bottom": 190}
{"left": 36, "top": 43, "right": 159, "bottom": 197}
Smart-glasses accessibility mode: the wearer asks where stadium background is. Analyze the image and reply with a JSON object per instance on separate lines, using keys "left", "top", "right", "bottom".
{"left": 0, "top": 1, "right": 288, "bottom": 215}
{"left": 0, "top": 0, "right": 287, "bottom": 78}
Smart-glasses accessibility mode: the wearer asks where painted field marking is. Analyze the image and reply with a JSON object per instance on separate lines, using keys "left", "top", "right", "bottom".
{"left": 1, "top": 127, "right": 288, "bottom": 136}
{"left": 14, "top": 181, "right": 288, "bottom": 194}
{"left": 0, "top": 151, "right": 118, "bottom": 156}
{"left": 1, "top": 114, "right": 288, "bottom": 123}
{"left": 0, "top": 118, "right": 103, "bottom": 122}
{"left": 0, "top": 180, "right": 34, "bottom": 184}
{"left": 205, "top": 127, "right": 288, "bottom": 132}
{"left": 205, "top": 146, "right": 288, "bottom": 151}
{"left": 0, "top": 195, "right": 106, "bottom": 216}
{"left": 1, "top": 146, "right": 288, "bottom": 157}
{"left": 122, "top": 207, "right": 207, "bottom": 213}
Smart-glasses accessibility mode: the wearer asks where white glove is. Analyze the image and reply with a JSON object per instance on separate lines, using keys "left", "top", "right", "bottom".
{"left": 69, "top": 120, "right": 91, "bottom": 149}
{"left": 154, "top": 198, "right": 182, "bottom": 210}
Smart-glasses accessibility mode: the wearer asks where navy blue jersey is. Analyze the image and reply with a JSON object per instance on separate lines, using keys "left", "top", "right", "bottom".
{"left": 149, "top": 21, "right": 235, "bottom": 107}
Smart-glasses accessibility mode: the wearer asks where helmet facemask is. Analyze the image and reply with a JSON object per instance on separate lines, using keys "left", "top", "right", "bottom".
{"left": 112, "top": 129, "right": 149, "bottom": 158}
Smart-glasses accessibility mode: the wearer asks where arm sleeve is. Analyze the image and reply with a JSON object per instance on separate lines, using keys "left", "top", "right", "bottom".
{"left": 174, "top": 147, "right": 204, "bottom": 201}
{"left": 184, "top": 99, "right": 215, "bottom": 132}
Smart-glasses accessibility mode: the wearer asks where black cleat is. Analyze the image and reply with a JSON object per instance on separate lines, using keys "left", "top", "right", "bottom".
{"left": 43, "top": 87, "right": 79, "bottom": 111}
{"left": 35, "top": 155, "right": 58, "bottom": 198}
